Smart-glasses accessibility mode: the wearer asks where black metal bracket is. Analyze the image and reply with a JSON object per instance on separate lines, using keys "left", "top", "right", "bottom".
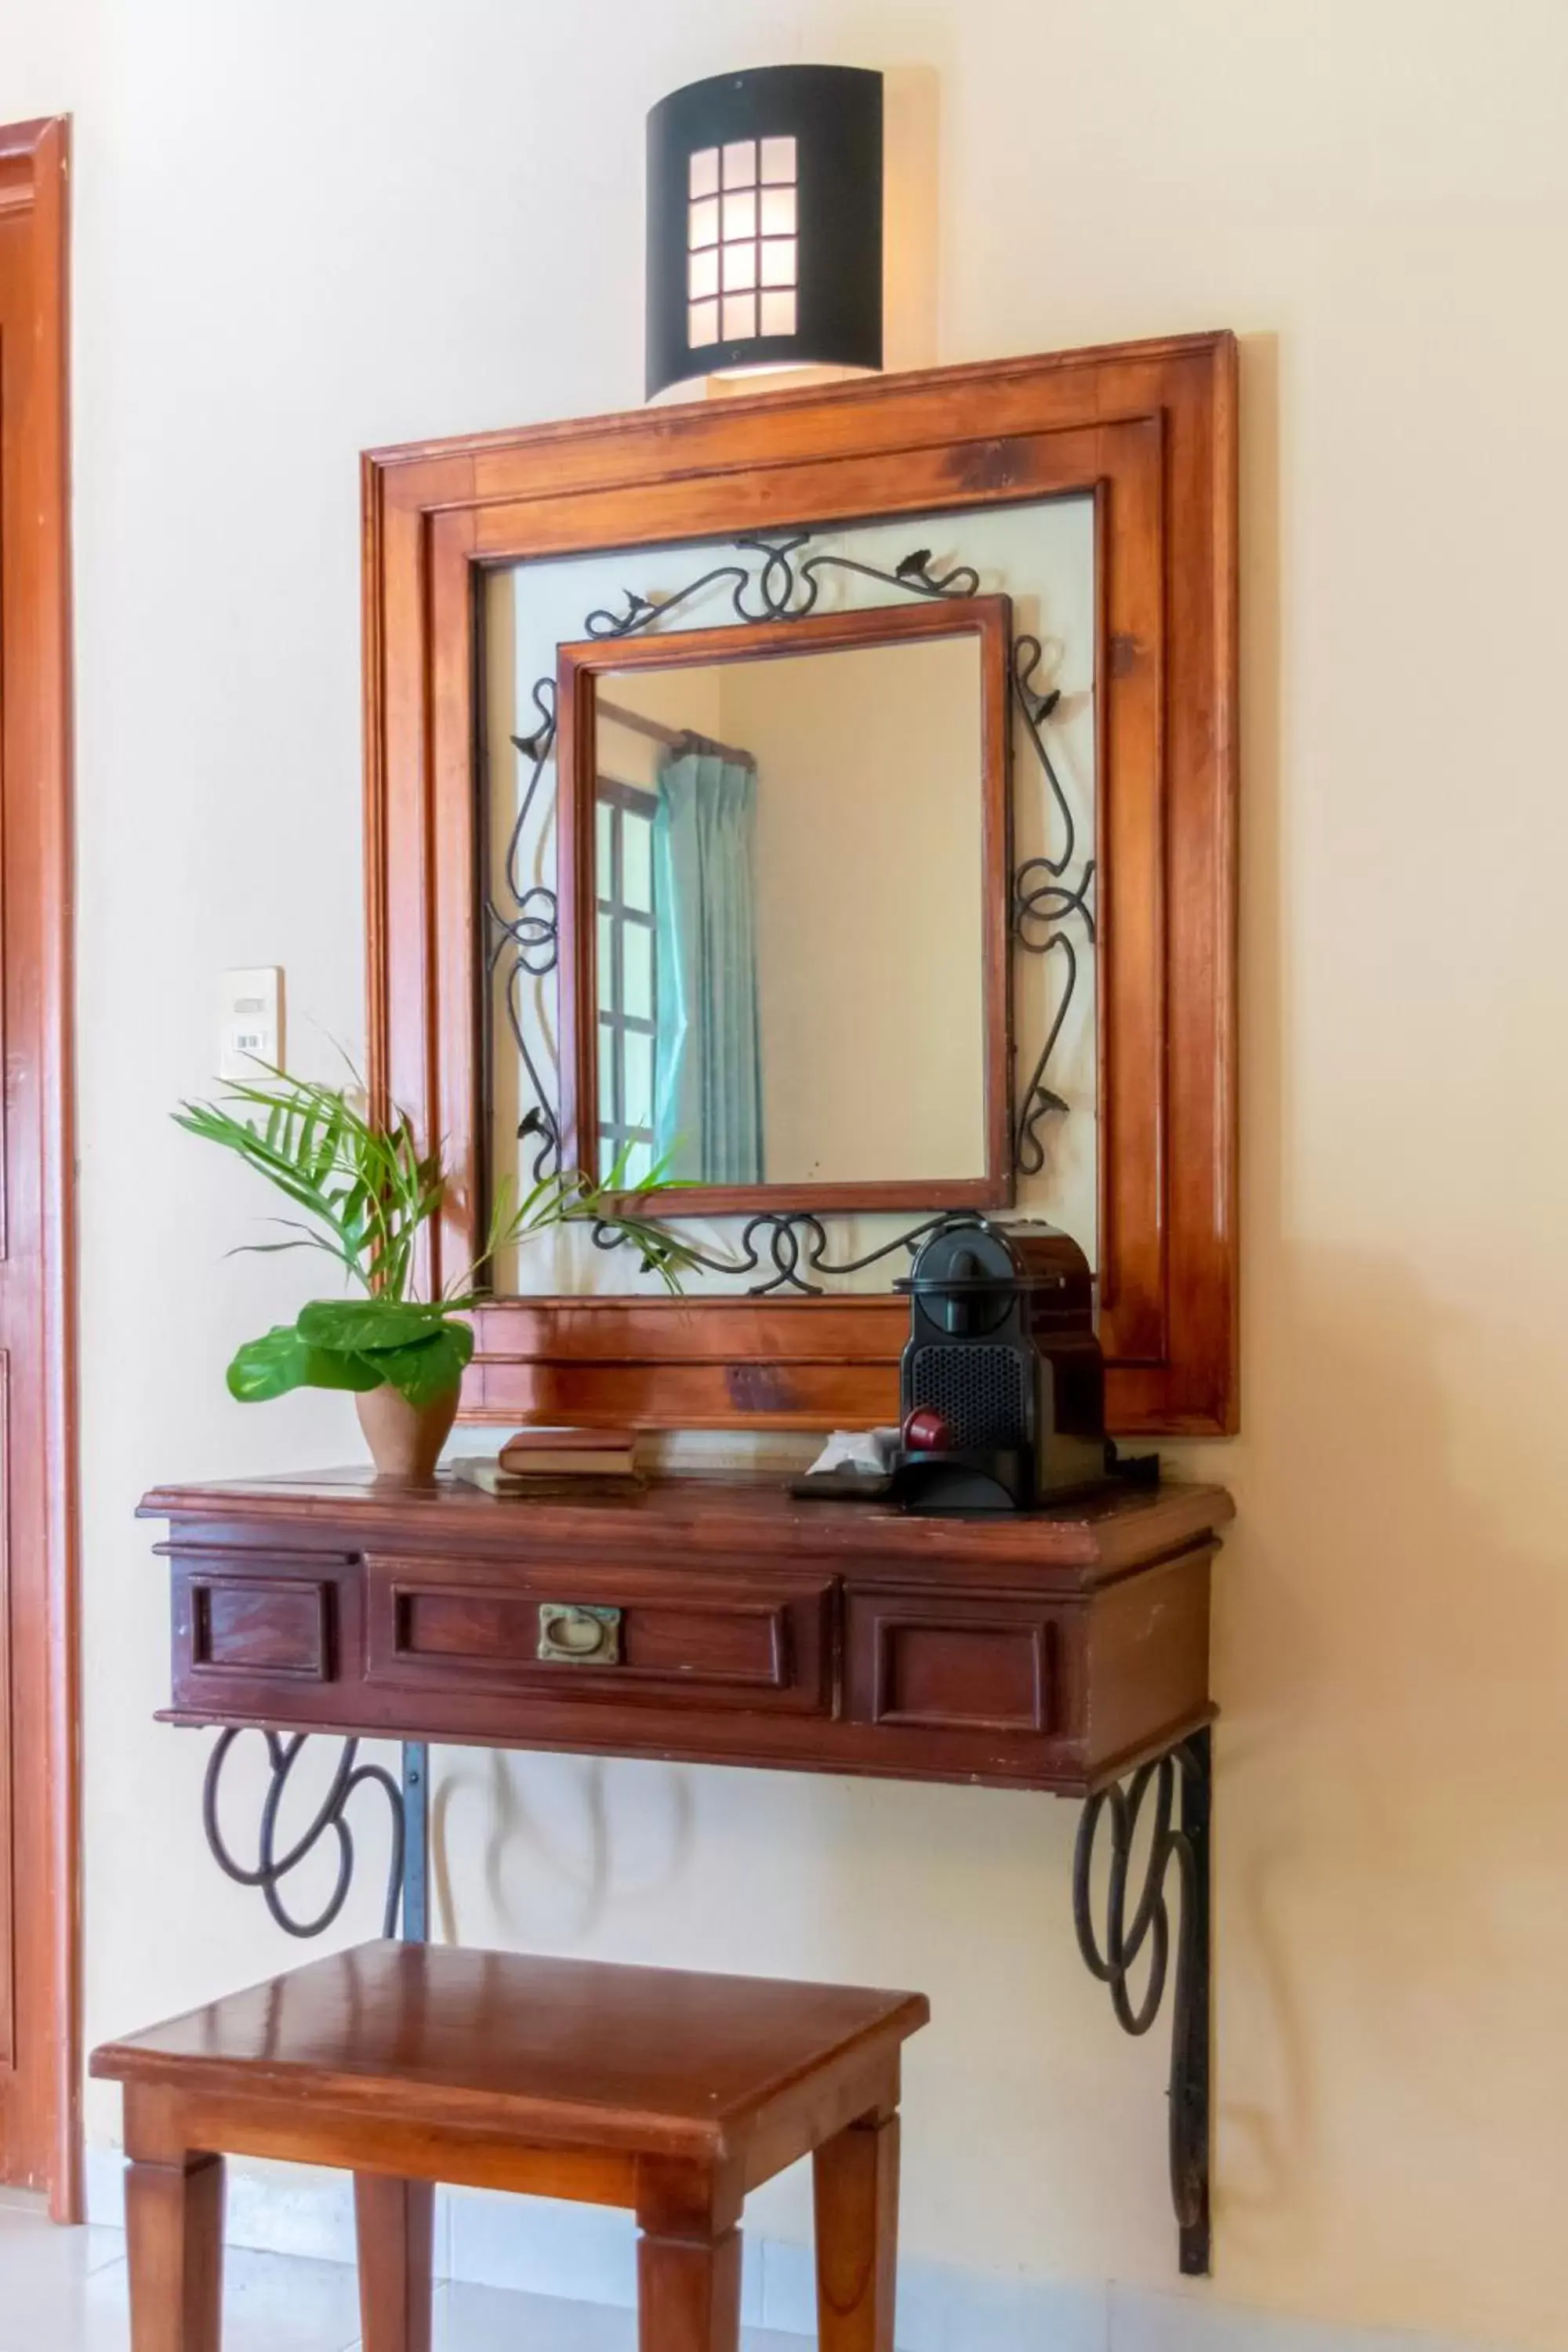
{"left": 1073, "top": 1728, "right": 1212, "bottom": 2274}
{"left": 201, "top": 1729, "right": 430, "bottom": 1945}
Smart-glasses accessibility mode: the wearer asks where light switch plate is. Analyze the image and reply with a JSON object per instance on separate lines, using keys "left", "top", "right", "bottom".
{"left": 220, "top": 967, "right": 284, "bottom": 1080}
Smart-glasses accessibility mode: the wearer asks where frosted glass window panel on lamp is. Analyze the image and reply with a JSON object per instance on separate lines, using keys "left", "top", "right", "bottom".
{"left": 685, "top": 132, "right": 799, "bottom": 351}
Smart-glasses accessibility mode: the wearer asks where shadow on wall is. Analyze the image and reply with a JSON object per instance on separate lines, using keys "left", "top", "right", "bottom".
{"left": 433, "top": 1745, "right": 696, "bottom": 1944}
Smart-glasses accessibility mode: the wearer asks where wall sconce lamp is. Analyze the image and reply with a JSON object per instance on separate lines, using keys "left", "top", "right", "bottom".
{"left": 646, "top": 64, "right": 884, "bottom": 402}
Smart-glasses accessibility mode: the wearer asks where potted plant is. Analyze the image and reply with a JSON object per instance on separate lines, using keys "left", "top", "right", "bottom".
{"left": 176, "top": 1067, "right": 699, "bottom": 1480}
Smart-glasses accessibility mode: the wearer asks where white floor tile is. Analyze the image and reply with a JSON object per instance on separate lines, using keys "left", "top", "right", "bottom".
{"left": 0, "top": 2209, "right": 813, "bottom": 2352}
{"left": 434, "top": 2277, "right": 807, "bottom": 2350}
{"left": 0, "top": 2208, "right": 136, "bottom": 2352}
{"left": 38, "top": 2245, "right": 364, "bottom": 2352}
{"left": 436, "top": 2281, "right": 634, "bottom": 2350}
{"left": 0, "top": 2201, "right": 125, "bottom": 2281}
{"left": 1107, "top": 2287, "right": 1512, "bottom": 2352}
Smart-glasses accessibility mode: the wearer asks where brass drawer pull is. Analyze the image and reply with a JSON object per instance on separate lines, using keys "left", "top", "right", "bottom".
{"left": 537, "top": 1603, "right": 622, "bottom": 1665}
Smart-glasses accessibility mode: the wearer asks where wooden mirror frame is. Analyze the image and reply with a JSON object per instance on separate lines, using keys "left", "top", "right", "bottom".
{"left": 363, "top": 331, "right": 1238, "bottom": 1436}
{"left": 555, "top": 594, "right": 1015, "bottom": 1217}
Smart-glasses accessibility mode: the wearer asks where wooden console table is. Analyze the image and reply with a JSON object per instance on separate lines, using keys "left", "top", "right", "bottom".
{"left": 141, "top": 1468, "right": 1232, "bottom": 2274}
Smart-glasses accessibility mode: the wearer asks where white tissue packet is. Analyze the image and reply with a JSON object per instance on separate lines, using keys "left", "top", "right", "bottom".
{"left": 804, "top": 1428, "right": 899, "bottom": 1479}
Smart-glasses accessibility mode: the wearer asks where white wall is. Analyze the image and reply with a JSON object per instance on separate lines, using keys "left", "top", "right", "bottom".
{"left": 5, "top": 2, "right": 1568, "bottom": 2347}
{"left": 728, "top": 634, "right": 987, "bottom": 1185}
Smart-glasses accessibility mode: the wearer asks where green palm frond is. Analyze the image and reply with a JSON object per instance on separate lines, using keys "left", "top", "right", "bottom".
{"left": 174, "top": 1065, "right": 437, "bottom": 1301}
{"left": 176, "top": 1062, "right": 705, "bottom": 1400}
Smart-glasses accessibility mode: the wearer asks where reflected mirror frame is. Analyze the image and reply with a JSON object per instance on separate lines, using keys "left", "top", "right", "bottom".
{"left": 554, "top": 594, "right": 1015, "bottom": 1218}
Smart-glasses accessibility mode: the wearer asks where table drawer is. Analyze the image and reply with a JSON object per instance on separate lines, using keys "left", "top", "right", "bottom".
{"left": 169, "top": 1547, "right": 348, "bottom": 1690}
{"left": 847, "top": 1592, "right": 1062, "bottom": 1737}
{"left": 365, "top": 1552, "right": 835, "bottom": 1715}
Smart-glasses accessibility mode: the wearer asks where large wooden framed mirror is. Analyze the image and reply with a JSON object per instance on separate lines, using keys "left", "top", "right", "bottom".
{"left": 364, "top": 332, "right": 1237, "bottom": 1434}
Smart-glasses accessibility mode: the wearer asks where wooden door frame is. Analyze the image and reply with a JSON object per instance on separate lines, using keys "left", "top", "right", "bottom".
{"left": 0, "top": 114, "right": 80, "bottom": 2222}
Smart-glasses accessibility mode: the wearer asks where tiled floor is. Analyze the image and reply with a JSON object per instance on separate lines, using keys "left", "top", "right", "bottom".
{"left": 0, "top": 2198, "right": 808, "bottom": 2352}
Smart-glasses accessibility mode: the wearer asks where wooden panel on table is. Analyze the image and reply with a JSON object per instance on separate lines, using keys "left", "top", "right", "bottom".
{"left": 363, "top": 1550, "right": 834, "bottom": 1715}
{"left": 850, "top": 1594, "right": 1059, "bottom": 1735}
{"left": 1081, "top": 1538, "right": 1216, "bottom": 1782}
{"left": 190, "top": 1577, "right": 334, "bottom": 1680}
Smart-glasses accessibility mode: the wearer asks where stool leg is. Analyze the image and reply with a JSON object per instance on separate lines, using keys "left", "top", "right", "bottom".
{"left": 814, "top": 2113, "right": 901, "bottom": 2352}
{"left": 125, "top": 2154, "right": 224, "bottom": 2352}
{"left": 354, "top": 2176, "right": 435, "bottom": 2352}
{"left": 637, "top": 2225, "right": 742, "bottom": 2352}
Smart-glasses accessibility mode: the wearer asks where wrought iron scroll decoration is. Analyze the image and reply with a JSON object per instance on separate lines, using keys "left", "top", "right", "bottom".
{"left": 1011, "top": 633, "right": 1096, "bottom": 1178}
{"left": 202, "top": 1728, "right": 405, "bottom": 1941}
{"left": 492, "top": 673, "right": 563, "bottom": 1182}
{"left": 590, "top": 1209, "right": 985, "bottom": 1301}
{"left": 1073, "top": 1733, "right": 1211, "bottom": 2271}
{"left": 488, "top": 528, "right": 1096, "bottom": 1290}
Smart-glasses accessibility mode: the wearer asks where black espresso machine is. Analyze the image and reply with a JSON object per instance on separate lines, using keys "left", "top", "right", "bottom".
{"left": 890, "top": 1219, "right": 1109, "bottom": 1513}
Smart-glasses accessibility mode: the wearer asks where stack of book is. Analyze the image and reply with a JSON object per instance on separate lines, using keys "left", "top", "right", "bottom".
{"left": 452, "top": 1427, "right": 642, "bottom": 1498}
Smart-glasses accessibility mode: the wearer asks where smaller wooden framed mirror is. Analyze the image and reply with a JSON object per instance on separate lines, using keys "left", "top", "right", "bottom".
{"left": 553, "top": 597, "right": 1014, "bottom": 1216}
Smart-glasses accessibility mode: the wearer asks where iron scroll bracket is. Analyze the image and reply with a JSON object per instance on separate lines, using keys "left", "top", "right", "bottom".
{"left": 200, "top": 1727, "right": 426, "bottom": 1944}
{"left": 1073, "top": 1727, "right": 1213, "bottom": 2275}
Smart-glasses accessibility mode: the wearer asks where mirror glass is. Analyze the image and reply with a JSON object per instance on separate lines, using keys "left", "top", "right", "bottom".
{"left": 480, "top": 493, "right": 1097, "bottom": 1298}
{"left": 584, "top": 633, "right": 986, "bottom": 1191}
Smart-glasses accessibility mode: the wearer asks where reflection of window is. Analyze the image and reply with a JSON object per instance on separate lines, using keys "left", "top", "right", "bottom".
{"left": 595, "top": 779, "right": 658, "bottom": 1185}
{"left": 687, "top": 135, "right": 798, "bottom": 350}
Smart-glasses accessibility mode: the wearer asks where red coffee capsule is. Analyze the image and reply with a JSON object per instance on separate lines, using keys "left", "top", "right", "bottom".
{"left": 901, "top": 1406, "right": 952, "bottom": 1454}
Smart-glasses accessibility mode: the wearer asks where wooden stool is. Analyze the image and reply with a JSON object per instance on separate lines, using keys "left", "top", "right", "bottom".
{"left": 92, "top": 1939, "right": 929, "bottom": 2352}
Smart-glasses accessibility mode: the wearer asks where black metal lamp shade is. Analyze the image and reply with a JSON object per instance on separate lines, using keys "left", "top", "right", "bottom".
{"left": 646, "top": 65, "right": 884, "bottom": 401}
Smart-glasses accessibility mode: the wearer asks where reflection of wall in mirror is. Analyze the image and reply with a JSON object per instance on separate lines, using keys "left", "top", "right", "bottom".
{"left": 599, "top": 640, "right": 987, "bottom": 1189}
{"left": 597, "top": 666, "right": 724, "bottom": 790}
{"left": 722, "top": 636, "right": 986, "bottom": 1186}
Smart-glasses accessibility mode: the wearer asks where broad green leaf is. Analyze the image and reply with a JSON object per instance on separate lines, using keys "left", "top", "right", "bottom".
{"left": 297, "top": 1298, "right": 448, "bottom": 1353}
{"left": 376, "top": 1322, "right": 474, "bottom": 1406}
{"left": 226, "top": 1324, "right": 385, "bottom": 1403}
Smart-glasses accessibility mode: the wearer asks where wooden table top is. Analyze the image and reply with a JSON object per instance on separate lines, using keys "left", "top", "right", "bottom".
{"left": 92, "top": 1940, "right": 929, "bottom": 2159}
{"left": 140, "top": 1467, "right": 1233, "bottom": 1584}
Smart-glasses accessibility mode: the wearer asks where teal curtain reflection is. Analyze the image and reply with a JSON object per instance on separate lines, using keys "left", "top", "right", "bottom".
{"left": 652, "top": 745, "right": 764, "bottom": 1183}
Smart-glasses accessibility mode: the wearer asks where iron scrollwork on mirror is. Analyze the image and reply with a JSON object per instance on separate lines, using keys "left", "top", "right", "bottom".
{"left": 484, "top": 528, "right": 1094, "bottom": 1297}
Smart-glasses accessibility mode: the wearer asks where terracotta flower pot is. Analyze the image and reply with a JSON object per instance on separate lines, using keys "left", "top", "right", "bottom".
{"left": 355, "top": 1383, "right": 460, "bottom": 1483}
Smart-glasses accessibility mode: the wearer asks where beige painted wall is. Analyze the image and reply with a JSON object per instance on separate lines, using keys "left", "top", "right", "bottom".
{"left": 596, "top": 663, "right": 725, "bottom": 793}
{"left": 582, "top": 640, "right": 993, "bottom": 1187}
{"left": 723, "top": 634, "right": 987, "bottom": 1185}
{"left": 5, "top": 1, "right": 1568, "bottom": 2344}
